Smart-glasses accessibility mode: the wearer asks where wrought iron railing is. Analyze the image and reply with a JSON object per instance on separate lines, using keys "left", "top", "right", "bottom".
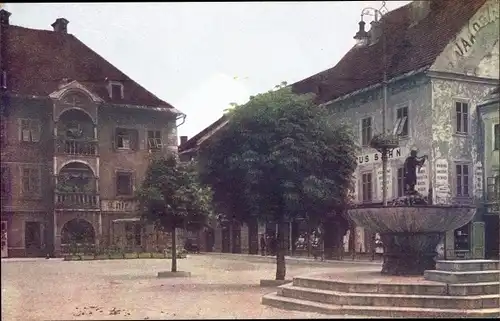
{"left": 55, "top": 139, "right": 98, "bottom": 156}
{"left": 55, "top": 192, "right": 99, "bottom": 209}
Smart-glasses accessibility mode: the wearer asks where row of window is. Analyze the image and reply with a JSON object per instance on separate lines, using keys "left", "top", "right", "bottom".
{"left": 360, "top": 164, "right": 473, "bottom": 202}
{"left": 0, "top": 166, "right": 136, "bottom": 197}
{"left": 361, "top": 106, "right": 409, "bottom": 146}
{"left": 5, "top": 118, "right": 166, "bottom": 151}
{"left": 360, "top": 103, "right": 500, "bottom": 148}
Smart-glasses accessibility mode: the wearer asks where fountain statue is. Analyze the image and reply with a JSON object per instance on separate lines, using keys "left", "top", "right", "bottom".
{"left": 347, "top": 150, "right": 476, "bottom": 276}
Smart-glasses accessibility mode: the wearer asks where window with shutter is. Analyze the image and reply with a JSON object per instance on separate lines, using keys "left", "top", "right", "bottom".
{"left": 361, "top": 118, "right": 372, "bottom": 146}
{"left": 116, "top": 172, "right": 133, "bottom": 196}
{"left": 19, "top": 119, "right": 41, "bottom": 143}
{"left": 395, "top": 107, "right": 408, "bottom": 137}
{"left": 147, "top": 130, "right": 162, "bottom": 150}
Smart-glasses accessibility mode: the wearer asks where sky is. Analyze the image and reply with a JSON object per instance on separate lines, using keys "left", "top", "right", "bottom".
{"left": 5, "top": 1, "right": 411, "bottom": 141}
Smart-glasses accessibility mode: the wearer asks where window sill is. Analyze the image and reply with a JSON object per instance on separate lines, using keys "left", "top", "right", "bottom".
{"left": 452, "top": 133, "right": 470, "bottom": 138}
{"left": 115, "top": 195, "right": 135, "bottom": 200}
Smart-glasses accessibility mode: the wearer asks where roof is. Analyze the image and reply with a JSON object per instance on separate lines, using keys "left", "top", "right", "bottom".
{"left": 3, "top": 22, "right": 176, "bottom": 109}
{"left": 291, "top": 0, "right": 487, "bottom": 104}
{"left": 178, "top": 114, "right": 228, "bottom": 153}
{"left": 180, "top": 0, "right": 489, "bottom": 151}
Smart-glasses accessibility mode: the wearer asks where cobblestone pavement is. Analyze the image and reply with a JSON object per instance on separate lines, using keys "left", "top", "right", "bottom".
{"left": 1, "top": 254, "right": 380, "bottom": 320}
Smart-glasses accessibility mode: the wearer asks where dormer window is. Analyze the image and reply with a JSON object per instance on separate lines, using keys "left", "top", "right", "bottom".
{"left": 108, "top": 81, "right": 124, "bottom": 100}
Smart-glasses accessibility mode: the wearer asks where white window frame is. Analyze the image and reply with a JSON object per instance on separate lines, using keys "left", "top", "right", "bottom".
{"left": 454, "top": 162, "right": 471, "bottom": 198}
{"left": 108, "top": 81, "right": 124, "bottom": 100}
{"left": 147, "top": 130, "right": 162, "bottom": 151}
{"left": 454, "top": 100, "right": 470, "bottom": 135}
{"left": 18, "top": 118, "right": 41, "bottom": 143}
{"left": 115, "top": 128, "right": 131, "bottom": 150}
{"left": 361, "top": 171, "right": 373, "bottom": 203}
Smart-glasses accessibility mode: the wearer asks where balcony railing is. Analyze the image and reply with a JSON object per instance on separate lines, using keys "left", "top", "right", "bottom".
{"left": 55, "top": 192, "right": 99, "bottom": 209}
{"left": 55, "top": 139, "right": 98, "bottom": 156}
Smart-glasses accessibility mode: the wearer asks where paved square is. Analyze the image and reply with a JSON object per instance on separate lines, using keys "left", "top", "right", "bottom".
{"left": 1, "top": 255, "right": 378, "bottom": 320}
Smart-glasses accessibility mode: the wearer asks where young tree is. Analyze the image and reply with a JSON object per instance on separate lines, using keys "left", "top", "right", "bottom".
{"left": 198, "top": 84, "right": 358, "bottom": 280}
{"left": 137, "top": 156, "right": 213, "bottom": 272}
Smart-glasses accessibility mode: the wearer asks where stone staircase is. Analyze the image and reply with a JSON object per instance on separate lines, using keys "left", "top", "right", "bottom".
{"left": 262, "top": 260, "right": 500, "bottom": 318}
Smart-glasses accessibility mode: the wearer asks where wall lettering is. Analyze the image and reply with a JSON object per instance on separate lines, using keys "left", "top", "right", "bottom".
{"left": 453, "top": 0, "right": 500, "bottom": 59}
{"left": 101, "top": 200, "right": 139, "bottom": 212}
{"left": 357, "top": 147, "right": 406, "bottom": 165}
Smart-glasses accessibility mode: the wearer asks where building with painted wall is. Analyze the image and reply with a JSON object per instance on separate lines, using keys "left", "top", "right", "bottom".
{"left": 292, "top": 0, "right": 499, "bottom": 259}
{"left": 0, "top": 11, "right": 183, "bottom": 257}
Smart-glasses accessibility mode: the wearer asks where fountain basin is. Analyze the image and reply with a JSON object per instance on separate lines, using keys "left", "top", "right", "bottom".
{"left": 347, "top": 205, "right": 476, "bottom": 233}
{"left": 347, "top": 205, "right": 476, "bottom": 276}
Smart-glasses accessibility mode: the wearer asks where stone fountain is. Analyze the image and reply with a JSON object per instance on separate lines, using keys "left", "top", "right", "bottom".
{"left": 347, "top": 149, "right": 476, "bottom": 276}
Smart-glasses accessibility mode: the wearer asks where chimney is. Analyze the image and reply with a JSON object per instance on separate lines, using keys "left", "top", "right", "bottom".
{"left": 410, "top": 1, "right": 431, "bottom": 26}
{"left": 369, "top": 20, "right": 383, "bottom": 45}
{"left": 51, "top": 18, "right": 69, "bottom": 33}
{"left": 180, "top": 136, "right": 188, "bottom": 145}
{"left": 0, "top": 9, "right": 11, "bottom": 26}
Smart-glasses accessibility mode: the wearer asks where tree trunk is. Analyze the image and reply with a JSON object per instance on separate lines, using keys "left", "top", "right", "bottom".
{"left": 275, "top": 221, "right": 286, "bottom": 280}
{"left": 171, "top": 227, "right": 177, "bottom": 273}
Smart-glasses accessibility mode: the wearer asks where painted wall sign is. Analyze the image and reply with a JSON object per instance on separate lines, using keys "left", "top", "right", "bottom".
{"left": 101, "top": 200, "right": 139, "bottom": 212}
{"left": 474, "top": 163, "right": 484, "bottom": 199}
{"left": 416, "top": 163, "right": 430, "bottom": 196}
{"left": 376, "top": 167, "right": 393, "bottom": 200}
{"left": 453, "top": 0, "right": 499, "bottom": 59}
{"left": 357, "top": 147, "right": 406, "bottom": 165}
{"left": 434, "top": 159, "right": 451, "bottom": 204}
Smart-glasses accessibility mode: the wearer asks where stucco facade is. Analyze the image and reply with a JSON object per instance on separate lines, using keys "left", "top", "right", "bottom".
{"left": 324, "top": 0, "right": 499, "bottom": 258}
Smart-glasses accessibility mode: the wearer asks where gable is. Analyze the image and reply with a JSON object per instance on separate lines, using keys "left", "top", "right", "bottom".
{"left": 430, "top": 0, "right": 500, "bottom": 78}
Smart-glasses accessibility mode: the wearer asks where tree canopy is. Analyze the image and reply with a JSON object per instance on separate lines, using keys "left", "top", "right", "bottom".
{"left": 197, "top": 85, "right": 358, "bottom": 279}
{"left": 198, "top": 85, "right": 358, "bottom": 226}
{"left": 137, "top": 156, "right": 214, "bottom": 232}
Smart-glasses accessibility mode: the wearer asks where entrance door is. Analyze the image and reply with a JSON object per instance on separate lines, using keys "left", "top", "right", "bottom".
{"left": 25, "top": 222, "right": 42, "bottom": 257}
{"left": 1, "top": 221, "right": 7, "bottom": 258}
{"left": 485, "top": 215, "right": 499, "bottom": 260}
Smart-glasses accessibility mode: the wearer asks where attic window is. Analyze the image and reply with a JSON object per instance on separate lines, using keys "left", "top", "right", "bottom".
{"left": 109, "top": 82, "right": 124, "bottom": 100}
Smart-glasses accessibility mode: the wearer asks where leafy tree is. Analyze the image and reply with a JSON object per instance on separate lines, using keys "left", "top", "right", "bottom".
{"left": 198, "top": 84, "right": 358, "bottom": 280}
{"left": 137, "top": 156, "right": 213, "bottom": 272}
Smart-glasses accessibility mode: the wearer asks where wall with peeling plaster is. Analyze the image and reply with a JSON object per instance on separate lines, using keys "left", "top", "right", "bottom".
{"left": 328, "top": 74, "right": 433, "bottom": 203}
{"left": 430, "top": 78, "right": 496, "bottom": 206}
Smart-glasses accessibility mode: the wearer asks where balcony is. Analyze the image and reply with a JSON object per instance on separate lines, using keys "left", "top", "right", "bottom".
{"left": 55, "top": 139, "right": 98, "bottom": 156}
{"left": 55, "top": 192, "right": 99, "bottom": 209}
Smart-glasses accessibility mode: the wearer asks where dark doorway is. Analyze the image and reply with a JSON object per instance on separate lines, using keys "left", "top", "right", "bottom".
{"left": 484, "top": 215, "right": 499, "bottom": 260}
{"left": 25, "top": 222, "right": 42, "bottom": 257}
{"left": 231, "top": 222, "right": 241, "bottom": 253}
{"left": 205, "top": 228, "right": 214, "bottom": 252}
{"left": 221, "top": 225, "right": 230, "bottom": 253}
{"left": 248, "top": 220, "right": 259, "bottom": 255}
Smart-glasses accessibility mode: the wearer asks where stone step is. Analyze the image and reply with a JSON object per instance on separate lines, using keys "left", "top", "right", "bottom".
{"left": 448, "top": 282, "right": 500, "bottom": 296}
{"left": 293, "top": 277, "right": 447, "bottom": 296}
{"left": 277, "top": 284, "right": 500, "bottom": 310}
{"left": 293, "top": 276, "right": 500, "bottom": 296}
{"left": 424, "top": 270, "right": 500, "bottom": 284}
{"left": 262, "top": 292, "right": 500, "bottom": 318}
{"left": 436, "top": 260, "right": 500, "bottom": 272}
